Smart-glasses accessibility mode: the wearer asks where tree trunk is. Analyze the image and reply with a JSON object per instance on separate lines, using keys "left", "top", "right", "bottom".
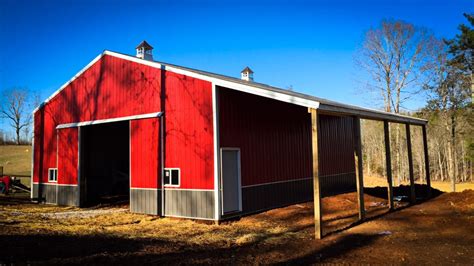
{"left": 16, "top": 127, "right": 21, "bottom": 145}
{"left": 396, "top": 124, "right": 401, "bottom": 186}
{"left": 437, "top": 148, "right": 444, "bottom": 181}
{"left": 450, "top": 114, "right": 456, "bottom": 192}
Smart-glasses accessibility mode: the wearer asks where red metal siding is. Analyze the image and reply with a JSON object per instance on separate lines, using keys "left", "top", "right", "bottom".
{"left": 318, "top": 115, "right": 355, "bottom": 176}
{"left": 218, "top": 86, "right": 313, "bottom": 186}
{"left": 57, "top": 127, "right": 78, "bottom": 185}
{"left": 165, "top": 72, "right": 214, "bottom": 189}
{"left": 218, "top": 87, "right": 356, "bottom": 189}
{"left": 131, "top": 118, "right": 160, "bottom": 188}
{"left": 33, "top": 54, "right": 214, "bottom": 190}
{"left": 33, "top": 109, "right": 43, "bottom": 183}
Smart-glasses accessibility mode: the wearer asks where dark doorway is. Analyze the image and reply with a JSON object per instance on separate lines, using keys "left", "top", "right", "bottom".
{"left": 79, "top": 121, "right": 129, "bottom": 206}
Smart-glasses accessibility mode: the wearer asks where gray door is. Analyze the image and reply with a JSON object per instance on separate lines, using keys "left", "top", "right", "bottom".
{"left": 221, "top": 149, "right": 241, "bottom": 214}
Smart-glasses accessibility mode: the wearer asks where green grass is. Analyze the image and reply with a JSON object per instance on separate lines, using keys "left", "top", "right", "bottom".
{"left": 0, "top": 145, "right": 32, "bottom": 186}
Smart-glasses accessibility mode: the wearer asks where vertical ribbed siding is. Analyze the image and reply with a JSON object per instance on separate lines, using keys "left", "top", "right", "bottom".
{"left": 34, "top": 54, "right": 215, "bottom": 195}
{"left": 130, "top": 188, "right": 159, "bottom": 215}
{"left": 163, "top": 189, "right": 214, "bottom": 219}
{"left": 32, "top": 184, "right": 58, "bottom": 204}
{"left": 319, "top": 115, "right": 357, "bottom": 194}
{"left": 219, "top": 87, "right": 357, "bottom": 216}
{"left": 57, "top": 128, "right": 79, "bottom": 185}
{"left": 241, "top": 178, "right": 313, "bottom": 215}
{"left": 164, "top": 71, "right": 214, "bottom": 190}
{"left": 218, "top": 86, "right": 312, "bottom": 186}
{"left": 130, "top": 118, "right": 160, "bottom": 188}
{"left": 33, "top": 55, "right": 163, "bottom": 185}
{"left": 57, "top": 185, "right": 80, "bottom": 206}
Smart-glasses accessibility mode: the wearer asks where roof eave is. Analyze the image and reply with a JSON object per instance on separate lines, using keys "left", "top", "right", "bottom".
{"left": 317, "top": 103, "right": 427, "bottom": 125}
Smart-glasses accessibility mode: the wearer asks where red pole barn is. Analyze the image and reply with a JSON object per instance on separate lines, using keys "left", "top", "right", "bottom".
{"left": 31, "top": 41, "right": 429, "bottom": 226}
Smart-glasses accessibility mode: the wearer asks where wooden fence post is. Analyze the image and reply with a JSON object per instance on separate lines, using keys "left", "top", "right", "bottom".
{"left": 384, "top": 121, "right": 394, "bottom": 210}
{"left": 405, "top": 124, "right": 416, "bottom": 204}
{"left": 310, "top": 108, "right": 322, "bottom": 239}
{"left": 422, "top": 124, "right": 432, "bottom": 198}
{"left": 353, "top": 117, "right": 365, "bottom": 220}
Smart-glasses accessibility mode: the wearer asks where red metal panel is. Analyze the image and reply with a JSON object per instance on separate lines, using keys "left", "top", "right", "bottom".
{"left": 130, "top": 118, "right": 160, "bottom": 188}
{"left": 218, "top": 87, "right": 355, "bottom": 188}
{"left": 32, "top": 109, "right": 42, "bottom": 183}
{"left": 33, "top": 54, "right": 214, "bottom": 190}
{"left": 318, "top": 115, "right": 355, "bottom": 176}
{"left": 218, "top": 87, "right": 312, "bottom": 186}
{"left": 164, "top": 72, "right": 214, "bottom": 189}
{"left": 57, "top": 127, "right": 78, "bottom": 184}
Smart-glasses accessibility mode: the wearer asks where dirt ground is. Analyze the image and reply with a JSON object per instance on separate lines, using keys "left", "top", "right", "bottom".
{"left": 1, "top": 186, "right": 473, "bottom": 265}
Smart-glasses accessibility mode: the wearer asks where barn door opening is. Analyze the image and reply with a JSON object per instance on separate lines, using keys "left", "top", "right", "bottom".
{"left": 220, "top": 148, "right": 242, "bottom": 214}
{"left": 79, "top": 121, "right": 130, "bottom": 206}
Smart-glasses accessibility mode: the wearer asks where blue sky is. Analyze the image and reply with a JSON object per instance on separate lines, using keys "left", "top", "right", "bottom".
{"left": 0, "top": 0, "right": 472, "bottom": 136}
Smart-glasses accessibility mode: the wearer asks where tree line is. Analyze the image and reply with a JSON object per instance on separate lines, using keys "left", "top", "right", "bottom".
{"left": 358, "top": 14, "right": 473, "bottom": 191}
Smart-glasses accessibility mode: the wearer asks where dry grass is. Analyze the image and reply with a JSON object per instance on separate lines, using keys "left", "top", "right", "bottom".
{"left": 0, "top": 197, "right": 307, "bottom": 248}
{"left": 0, "top": 145, "right": 32, "bottom": 185}
{"left": 1, "top": 190, "right": 473, "bottom": 264}
{"left": 364, "top": 175, "right": 474, "bottom": 192}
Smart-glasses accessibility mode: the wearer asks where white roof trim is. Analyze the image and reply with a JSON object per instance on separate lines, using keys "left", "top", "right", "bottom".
{"left": 34, "top": 49, "right": 426, "bottom": 125}
{"left": 105, "top": 51, "right": 321, "bottom": 109}
{"left": 33, "top": 52, "right": 105, "bottom": 113}
{"left": 56, "top": 112, "right": 162, "bottom": 129}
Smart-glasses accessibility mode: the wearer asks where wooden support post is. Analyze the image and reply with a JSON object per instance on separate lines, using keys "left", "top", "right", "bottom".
{"left": 383, "top": 121, "right": 394, "bottom": 210}
{"left": 310, "top": 108, "right": 322, "bottom": 239}
{"left": 422, "top": 124, "right": 432, "bottom": 198}
{"left": 353, "top": 117, "right": 365, "bottom": 220}
{"left": 405, "top": 124, "right": 416, "bottom": 204}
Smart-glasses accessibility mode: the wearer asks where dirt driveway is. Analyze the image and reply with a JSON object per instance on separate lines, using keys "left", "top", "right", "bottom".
{"left": 0, "top": 187, "right": 473, "bottom": 264}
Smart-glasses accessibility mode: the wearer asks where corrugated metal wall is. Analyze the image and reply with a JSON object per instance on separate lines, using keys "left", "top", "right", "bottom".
{"left": 33, "top": 54, "right": 215, "bottom": 213}
{"left": 164, "top": 72, "right": 214, "bottom": 190}
{"left": 318, "top": 115, "right": 356, "bottom": 195}
{"left": 218, "top": 86, "right": 312, "bottom": 186}
{"left": 218, "top": 86, "right": 356, "bottom": 215}
{"left": 130, "top": 118, "right": 160, "bottom": 189}
{"left": 57, "top": 127, "right": 78, "bottom": 185}
{"left": 33, "top": 55, "right": 163, "bottom": 185}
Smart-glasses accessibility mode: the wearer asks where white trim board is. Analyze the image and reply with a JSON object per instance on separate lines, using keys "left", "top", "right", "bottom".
{"left": 33, "top": 52, "right": 104, "bottom": 113}
{"left": 56, "top": 112, "right": 163, "bottom": 129}
{"left": 129, "top": 187, "right": 214, "bottom": 192}
{"left": 32, "top": 182, "right": 78, "bottom": 187}
{"left": 163, "top": 188, "right": 214, "bottom": 192}
{"left": 106, "top": 51, "right": 321, "bottom": 110}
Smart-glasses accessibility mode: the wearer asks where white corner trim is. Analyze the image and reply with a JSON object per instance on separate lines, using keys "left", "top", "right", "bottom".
{"left": 212, "top": 83, "right": 221, "bottom": 221}
{"left": 162, "top": 188, "right": 214, "bottom": 192}
{"left": 56, "top": 112, "right": 163, "bottom": 129}
{"left": 33, "top": 52, "right": 106, "bottom": 114}
{"left": 130, "top": 187, "right": 161, "bottom": 190}
{"left": 32, "top": 182, "right": 78, "bottom": 187}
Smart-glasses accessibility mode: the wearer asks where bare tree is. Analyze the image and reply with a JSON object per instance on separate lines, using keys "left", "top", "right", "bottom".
{"left": 356, "top": 20, "right": 439, "bottom": 184}
{"left": 0, "top": 88, "right": 33, "bottom": 145}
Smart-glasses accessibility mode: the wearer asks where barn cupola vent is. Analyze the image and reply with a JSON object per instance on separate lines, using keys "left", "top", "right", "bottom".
{"left": 136, "top": 40, "right": 154, "bottom": 60}
{"left": 241, "top": 66, "right": 254, "bottom": 81}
